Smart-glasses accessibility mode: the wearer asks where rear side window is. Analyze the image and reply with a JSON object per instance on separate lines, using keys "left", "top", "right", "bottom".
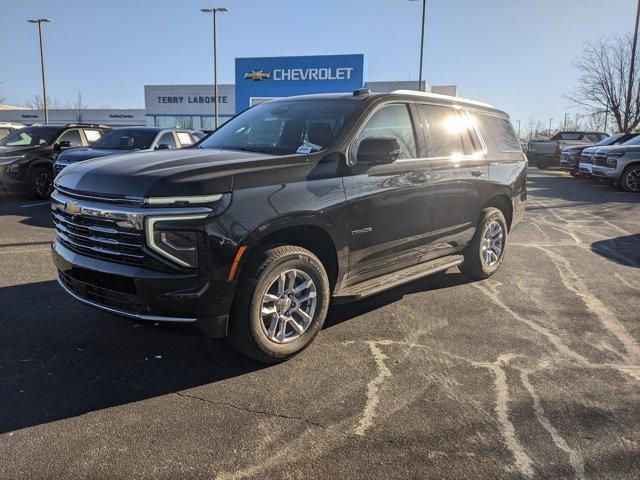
{"left": 479, "top": 114, "right": 521, "bottom": 151}
{"left": 84, "top": 129, "right": 102, "bottom": 143}
{"left": 176, "top": 132, "right": 194, "bottom": 147}
{"left": 418, "top": 104, "right": 466, "bottom": 158}
{"left": 355, "top": 103, "right": 417, "bottom": 159}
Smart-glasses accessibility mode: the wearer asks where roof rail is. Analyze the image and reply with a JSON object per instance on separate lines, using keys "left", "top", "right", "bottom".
{"left": 390, "top": 89, "right": 495, "bottom": 109}
{"left": 65, "top": 123, "right": 111, "bottom": 128}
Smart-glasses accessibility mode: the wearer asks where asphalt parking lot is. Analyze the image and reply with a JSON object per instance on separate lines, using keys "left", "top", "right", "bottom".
{"left": 1, "top": 168, "right": 639, "bottom": 479}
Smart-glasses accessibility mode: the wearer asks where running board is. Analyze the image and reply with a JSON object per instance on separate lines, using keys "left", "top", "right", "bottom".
{"left": 334, "top": 255, "right": 464, "bottom": 302}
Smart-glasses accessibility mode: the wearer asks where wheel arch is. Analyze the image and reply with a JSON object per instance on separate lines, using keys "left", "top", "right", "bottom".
{"left": 238, "top": 215, "right": 345, "bottom": 293}
{"left": 484, "top": 194, "right": 513, "bottom": 230}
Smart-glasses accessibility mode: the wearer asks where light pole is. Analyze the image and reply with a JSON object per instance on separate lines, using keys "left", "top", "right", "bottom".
{"left": 201, "top": 7, "right": 229, "bottom": 129}
{"left": 410, "top": 0, "right": 427, "bottom": 91}
{"left": 626, "top": 0, "right": 640, "bottom": 133}
{"left": 516, "top": 120, "right": 521, "bottom": 140}
{"left": 27, "top": 18, "right": 52, "bottom": 123}
{"left": 563, "top": 112, "right": 569, "bottom": 130}
{"left": 548, "top": 117, "right": 553, "bottom": 138}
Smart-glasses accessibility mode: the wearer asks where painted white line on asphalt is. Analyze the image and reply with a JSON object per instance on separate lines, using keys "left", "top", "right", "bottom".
{"left": 20, "top": 201, "right": 50, "bottom": 208}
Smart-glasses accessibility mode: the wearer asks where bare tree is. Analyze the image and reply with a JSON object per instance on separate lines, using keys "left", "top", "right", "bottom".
{"left": 23, "top": 94, "right": 62, "bottom": 110}
{"left": 565, "top": 34, "right": 640, "bottom": 133}
{"left": 523, "top": 117, "right": 546, "bottom": 140}
{"left": 66, "top": 91, "right": 88, "bottom": 123}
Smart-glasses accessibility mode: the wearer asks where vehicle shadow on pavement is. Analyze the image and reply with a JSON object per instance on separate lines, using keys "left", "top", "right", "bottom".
{"left": 591, "top": 233, "right": 640, "bottom": 268}
{"left": 0, "top": 270, "right": 471, "bottom": 434}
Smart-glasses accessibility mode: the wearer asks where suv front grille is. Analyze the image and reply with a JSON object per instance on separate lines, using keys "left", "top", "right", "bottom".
{"left": 593, "top": 155, "right": 609, "bottom": 167}
{"left": 580, "top": 153, "right": 593, "bottom": 164}
{"left": 52, "top": 208, "right": 146, "bottom": 265}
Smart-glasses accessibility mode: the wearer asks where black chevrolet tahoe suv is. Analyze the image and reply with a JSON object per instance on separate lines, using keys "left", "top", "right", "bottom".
{"left": 0, "top": 123, "right": 109, "bottom": 198}
{"left": 52, "top": 90, "right": 527, "bottom": 363}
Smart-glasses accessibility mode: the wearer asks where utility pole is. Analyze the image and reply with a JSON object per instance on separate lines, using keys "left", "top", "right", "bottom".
{"left": 626, "top": 0, "right": 640, "bottom": 132}
{"left": 201, "top": 7, "right": 229, "bottom": 129}
{"left": 410, "top": 0, "right": 427, "bottom": 92}
{"left": 516, "top": 120, "right": 521, "bottom": 139}
{"left": 563, "top": 112, "right": 569, "bottom": 130}
{"left": 548, "top": 117, "right": 553, "bottom": 138}
{"left": 27, "top": 18, "right": 52, "bottom": 123}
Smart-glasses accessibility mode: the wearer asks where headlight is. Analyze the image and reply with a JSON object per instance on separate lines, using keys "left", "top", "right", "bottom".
{"left": 144, "top": 193, "right": 223, "bottom": 206}
{"left": 145, "top": 214, "right": 209, "bottom": 268}
{"left": 606, "top": 157, "right": 617, "bottom": 168}
{"left": 1, "top": 156, "right": 24, "bottom": 174}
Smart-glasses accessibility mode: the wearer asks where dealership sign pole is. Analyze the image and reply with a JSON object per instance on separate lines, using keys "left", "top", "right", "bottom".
{"left": 201, "top": 7, "right": 229, "bottom": 130}
{"left": 27, "top": 18, "right": 52, "bottom": 124}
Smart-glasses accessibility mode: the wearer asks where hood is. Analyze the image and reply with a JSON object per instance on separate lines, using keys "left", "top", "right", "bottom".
{"left": 605, "top": 144, "right": 640, "bottom": 155}
{"left": 562, "top": 145, "right": 588, "bottom": 154}
{"left": 57, "top": 147, "right": 125, "bottom": 164}
{"left": 54, "top": 148, "right": 302, "bottom": 198}
{"left": 0, "top": 145, "right": 45, "bottom": 157}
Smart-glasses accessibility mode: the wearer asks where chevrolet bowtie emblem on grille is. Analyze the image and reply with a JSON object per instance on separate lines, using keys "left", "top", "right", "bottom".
{"left": 244, "top": 70, "right": 271, "bottom": 81}
{"left": 64, "top": 201, "right": 81, "bottom": 215}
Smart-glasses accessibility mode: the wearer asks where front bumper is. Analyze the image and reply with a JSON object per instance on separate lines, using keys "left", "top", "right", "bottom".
{"left": 591, "top": 166, "right": 619, "bottom": 179}
{"left": 578, "top": 163, "right": 593, "bottom": 175}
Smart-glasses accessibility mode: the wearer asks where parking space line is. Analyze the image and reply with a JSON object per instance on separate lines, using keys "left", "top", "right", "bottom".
{"left": 20, "top": 201, "right": 50, "bottom": 208}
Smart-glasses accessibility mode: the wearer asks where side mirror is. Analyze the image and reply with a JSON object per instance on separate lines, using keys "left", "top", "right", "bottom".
{"left": 54, "top": 140, "right": 72, "bottom": 151}
{"left": 357, "top": 137, "right": 402, "bottom": 164}
{"left": 156, "top": 143, "right": 170, "bottom": 150}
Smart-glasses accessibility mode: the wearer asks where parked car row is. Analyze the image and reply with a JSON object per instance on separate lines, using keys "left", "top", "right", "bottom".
{"left": 0, "top": 124, "right": 205, "bottom": 198}
{"left": 527, "top": 130, "right": 608, "bottom": 169}
{"left": 557, "top": 132, "right": 640, "bottom": 192}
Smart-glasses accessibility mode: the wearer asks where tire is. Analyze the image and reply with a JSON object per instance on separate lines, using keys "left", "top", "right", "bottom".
{"left": 29, "top": 166, "right": 54, "bottom": 199}
{"left": 620, "top": 165, "right": 640, "bottom": 193}
{"left": 535, "top": 160, "right": 548, "bottom": 170}
{"left": 228, "top": 245, "right": 330, "bottom": 363}
{"left": 460, "top": 208, "right": 508, "bottom": 280}
{"left": 569, "top": 171, "right": 580, "bottom": 178}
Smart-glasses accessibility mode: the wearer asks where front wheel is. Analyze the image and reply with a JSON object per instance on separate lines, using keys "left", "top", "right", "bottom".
{"left": 460, "top": 208, "right": 508, "bottom": 279}
{"left": 29, "top": 166, "right": 54, "bottom": 199}
{"left": 620, "top": 165, "right": 640, "bottom": 192}
{"left": 228, "top": 245, "right": 330, "bottom": 363}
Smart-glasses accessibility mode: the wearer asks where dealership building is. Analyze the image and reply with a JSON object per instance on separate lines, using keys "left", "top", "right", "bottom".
{"left": 0, "top": 54, "right": 456, "bottom": 128}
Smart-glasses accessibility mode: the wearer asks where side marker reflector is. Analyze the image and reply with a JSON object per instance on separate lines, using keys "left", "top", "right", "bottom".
{"left": 227, "top": 245, "right": 247, "bottom": 282}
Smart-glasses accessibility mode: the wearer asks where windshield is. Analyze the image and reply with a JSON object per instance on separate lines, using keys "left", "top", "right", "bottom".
{"left": 550, "top": 132, "right": 583, "bottom": 141}
{"left": 199, "top": 99, "right": 360, "bottom": 155}
{"left": 621, "top": 134, "right": 640, "bottom": 146}
{"left": 0, "top": 127, "right": 60, "bottom": 147}
{"left": 91, "top": 129, "right": 158, "bottom": 150}
{"left": 596, "top": 133, "right": 634, "bottom": 146}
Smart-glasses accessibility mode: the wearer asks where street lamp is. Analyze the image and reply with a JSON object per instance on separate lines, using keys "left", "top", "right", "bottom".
{"left": 27, "top": 18, "right": 52, "bottom": 123}
{"left": 410, "top": 0, "right": 427, "bottom": 92}
{"left": 201, "top": 7, "right": 229, "bottom": 129}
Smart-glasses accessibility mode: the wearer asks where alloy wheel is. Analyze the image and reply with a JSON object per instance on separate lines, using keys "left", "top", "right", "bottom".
{"left": 481, "top": 220, "right": 503, "bottom": 267}
{"left": 260, "top": 269, "right": 317, "bottom": 344}
{"left": 624, "top": 168, "right": 640, "bottom": 192}
{"left": 35, "top": 172, "right": 53, "bottom": 197}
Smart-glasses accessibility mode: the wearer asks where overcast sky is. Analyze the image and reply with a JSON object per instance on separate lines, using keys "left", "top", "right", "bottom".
{"left": 0, "top": 0, "right": 636, "bottom": 128}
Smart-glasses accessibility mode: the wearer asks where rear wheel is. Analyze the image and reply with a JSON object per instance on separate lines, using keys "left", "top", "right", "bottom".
{"left": 228, "top": 245, "right": 330, "bottom": 363}
{"left": 29, "top": 166, "right": 54, "bottom": 199}
{"left": 460, "top": 208, "right": 508, "bottom": 279}
{"left": 620, "top": 165, "right": 640, "bottom": 192}
{"left": 535, "top": 160, "right": 548, "bottom": 170}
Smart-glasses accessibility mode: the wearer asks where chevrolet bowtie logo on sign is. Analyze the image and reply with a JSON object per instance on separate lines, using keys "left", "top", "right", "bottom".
{"left": 244, "top": 70, "right": 271, "bottom": 81}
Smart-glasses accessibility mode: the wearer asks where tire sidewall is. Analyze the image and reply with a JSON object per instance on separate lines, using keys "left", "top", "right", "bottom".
{"left": 475, "top": 210, "right": 508, "bottom": 276}
{"left": 247, "top": 251, "right": 329, "bottom": 359}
